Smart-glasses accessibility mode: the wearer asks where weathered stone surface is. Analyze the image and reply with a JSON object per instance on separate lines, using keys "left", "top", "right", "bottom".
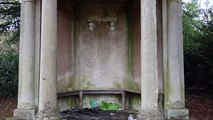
{"left": 17, "top": 0, "right": 36, "bottom": 110}
{"left": 13, "top": 109, "right": 36, "bottom": 120}
{"left": 171, "top": 101, "right": 185, "bottom": 109}
{"left": 15, "top": 0, "right": 188, "bottom": 119}
{"left": 140, "top": 0, "right": 159, "bottom": 111}
{"left": 14, "top": 0, "right": 37, "bottom": 119}
{"left": 164, "top": 0, "right": 189, "bottom": 119}
{"left": 35, "top": 112, "right": 60, "bottom": 120}
{"left": 165, "top": 108, "right": 189, "bottom": 119}
{"left": 37, "top": 0, "right": 58, "bottom": 118}
{"left": 137, "top": 109, "right": 164, "bottom": 120}
{"left": 6, "top": 117, "right": 15, "bottom": 120}
{"left": 75, "top": 2, "right": 129, "bottom": 90}
{"left": 167, "top": 0, "right": 185, "bottom": 105}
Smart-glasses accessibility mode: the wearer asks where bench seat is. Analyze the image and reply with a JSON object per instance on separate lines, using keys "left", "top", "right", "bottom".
{"left": 57, "top": 89, "right": 140, "bottom": 110}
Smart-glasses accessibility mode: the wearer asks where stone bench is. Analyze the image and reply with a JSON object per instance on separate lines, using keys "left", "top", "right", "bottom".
{"left": 57, "top": 89, "right": 140, "bottom": 110}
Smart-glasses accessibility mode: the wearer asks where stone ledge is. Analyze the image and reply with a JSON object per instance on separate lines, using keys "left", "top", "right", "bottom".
{"left": 165, "top": 108, "right": 189, "bottom": 119}
{"left": 137, "top": 109, "right": 164, "bottom": 120}
{"left": 13, "top": 109, "right": 36, "bottom": 120}
{"left": 35, "top": 116, "right": 59, "bottom": 120}
{"left": 35, "top": 112, "right": 60, "bottom": 120}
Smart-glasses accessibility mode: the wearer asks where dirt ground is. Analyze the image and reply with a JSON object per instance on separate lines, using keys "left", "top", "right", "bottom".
{"left": 0, "top": 93, "right": 212, "bottom": 120}
{"left": 185, "top": 90, "right": 213, "bottom": 120}
{"left": 60, "top": 109, "right": 132, "bottom": 120}
{"left": 0, "top": 98, "right": 16, "bottom": 120}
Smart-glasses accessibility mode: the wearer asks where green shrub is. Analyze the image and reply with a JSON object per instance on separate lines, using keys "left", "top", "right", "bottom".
{"left": 100, "top": 101, "right": 119, "bottom": 111}
{"left": 184, "top": 50, "right": 213, "bottom": 90}
{"left": 0, "top": 49, "right": 18, "bottom": 98}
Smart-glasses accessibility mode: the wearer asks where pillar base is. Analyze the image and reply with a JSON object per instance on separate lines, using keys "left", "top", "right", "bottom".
{"left": 35, "top": 112, "right": 60, "bottom": 120}
{"left": 165, "top": 108, "right": 189, "bottom": 119}
{"left": 137, "top": 109, "right": 164, "bottom": 120}
{"left": 13, "top": 109, "right": 36, "bottom": 120}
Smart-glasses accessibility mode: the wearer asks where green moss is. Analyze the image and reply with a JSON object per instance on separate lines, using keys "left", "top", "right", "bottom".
{"left": 113, "top": 78, "right": 139, "bottom": 91}
{"left": 123, "top": 79, "right": 139, "bottom": 91}
{"left": 58, "top": 98, "right": 76, "bottom": 110}
{"left": 164, "top": 68, "right": 170, "bottom": 109}
{"left": 113, "top": 81, "right": 122, "bottom": 89}
{"left": 164, "top": 68, "right": 185, "bottom": 109}
{"left": 129, "top": 94, "right": 141, "bottom": 110}
{"left": 67, "top": 97, "right": 76, "bottom": 108}
{"left": 75, "top": 74, "right": 94, "bottom": 89}
{"left": 127, "top": 6, "right": 134, "bottom": 78}
{"left": 66, "top": 75, "right": 76, "bottom": 90}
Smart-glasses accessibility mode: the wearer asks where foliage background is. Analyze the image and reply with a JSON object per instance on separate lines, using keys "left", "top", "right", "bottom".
{"left": 0, "top": 0, "right": 20, "bottom": 98}
{"left": 183, "top": 0, "right": 213, "bottom": 91}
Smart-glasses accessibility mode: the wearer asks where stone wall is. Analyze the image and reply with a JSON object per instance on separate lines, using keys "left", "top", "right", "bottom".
{"left": 56, "top": 0, "right": 143, "bottom": 110}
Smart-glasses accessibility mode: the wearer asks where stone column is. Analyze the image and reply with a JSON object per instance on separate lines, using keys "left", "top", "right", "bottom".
{"left": 34, "top": 0, "right": 41, "bottom": 107}
{"left": 164, "top": 0, "right": 189, "bottom": 119}
{"left": 13, "top": 0, "right": 36, "bottom": 119}
{"left": 36, "top": 0, "right": 58, "bottom": 119}
{"left": 137, "top": 0, "right": 164, "bottom": 119}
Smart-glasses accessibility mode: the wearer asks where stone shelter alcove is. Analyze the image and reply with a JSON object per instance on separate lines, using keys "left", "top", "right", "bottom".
{"left": 14, "top": 0, "right": 189, "bottom": 119}
{"left": 57, "top": 0, "right": 141, "bottom": 110}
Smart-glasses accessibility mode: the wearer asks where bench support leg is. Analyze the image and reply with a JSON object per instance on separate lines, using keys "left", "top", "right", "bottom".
{"left": 122, "top": 91, "right": 126, "bottom": 110}
{"left": 79, "top": 91, "right": 83, "bottom": 109}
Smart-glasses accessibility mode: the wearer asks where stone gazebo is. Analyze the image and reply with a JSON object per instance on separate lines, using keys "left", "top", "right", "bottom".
{"left": 14, "top": 0, "right": 189, "bottom": 119}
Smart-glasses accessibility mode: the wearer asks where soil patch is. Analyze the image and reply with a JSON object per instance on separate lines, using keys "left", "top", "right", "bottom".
{"left": 0, "top": 98, "right": 17, "bottom": 119}
{"left": 60, "top": 108, "right": 134, "bottom": 120}
{"left": 186, "top": 94, "right": 213, "bottom": 120}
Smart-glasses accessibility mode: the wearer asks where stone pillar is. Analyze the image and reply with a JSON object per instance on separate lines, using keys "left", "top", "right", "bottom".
{"left": 36, "top": 0, "right": 58, "bottom": 119}
{"left": 164, "top": 0, "right": 189, "bottom": 119}
{"left": 137, "top": 0, "right": 164, "bottom": 119}
{"left": 34, "top": 0, "right": 41, "bottom": 107}
{"left": 13, "top": 0, "right": 36, "bottom": 119}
